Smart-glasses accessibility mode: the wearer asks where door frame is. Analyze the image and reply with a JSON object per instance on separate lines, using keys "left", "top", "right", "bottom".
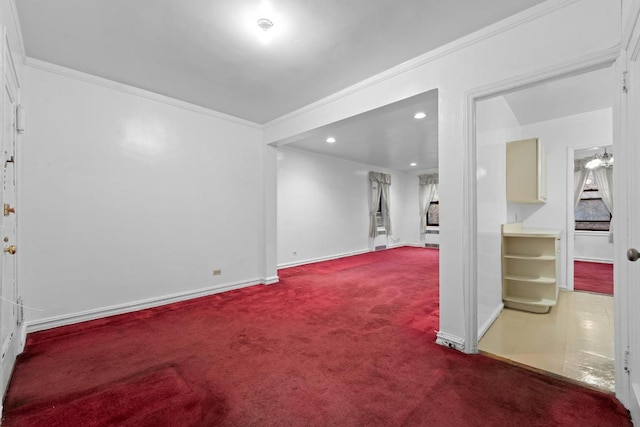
{"left": 565, "top": 143, "right": 615, "bottom": 293}
{"left": 462, "top": 48, "right": 620, "bottom": 353}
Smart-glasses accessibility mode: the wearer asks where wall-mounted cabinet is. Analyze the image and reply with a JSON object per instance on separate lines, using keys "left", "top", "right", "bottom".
{"left": 502, "top": 222, "right": 560, "bottom": 313}
{"left": 506, "top": 138, "right": 546, "bottom": 203}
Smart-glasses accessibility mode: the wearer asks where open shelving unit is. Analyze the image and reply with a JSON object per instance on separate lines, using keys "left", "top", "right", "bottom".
{"left": 501, "top": 222, "right": 560, "bottom": 313}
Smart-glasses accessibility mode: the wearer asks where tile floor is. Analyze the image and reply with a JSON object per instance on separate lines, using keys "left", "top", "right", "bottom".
{"left": 479, "top": 290, "right": 614, "bottom": 392}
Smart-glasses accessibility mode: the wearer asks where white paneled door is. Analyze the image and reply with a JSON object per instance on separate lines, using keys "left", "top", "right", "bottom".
{"left": 625, "top": 53, "right": 640, "bottom": 423}
{"left": 0, "top": 29, "right": 20, "bottom": 393}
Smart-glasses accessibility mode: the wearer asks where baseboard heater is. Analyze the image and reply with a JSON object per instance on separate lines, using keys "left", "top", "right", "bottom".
{"left": 425, "top": 243, "right": 439, "bottom": 248}
{"left": 375, "top": 245, "right": 387, "bottom": 251}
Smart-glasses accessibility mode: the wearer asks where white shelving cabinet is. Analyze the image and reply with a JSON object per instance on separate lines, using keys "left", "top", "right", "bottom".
{"left": 501, "top": 222, "right": 560, "bottom": 313}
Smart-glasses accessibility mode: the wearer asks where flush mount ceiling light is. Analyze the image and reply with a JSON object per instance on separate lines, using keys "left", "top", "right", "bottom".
{"left": 257, "top": 18, "right": 273, "bottom": 31}
{"left": 414, "top": 112, "right": 427, "bottom": 119}
{"left": 586, "top": 147, "right": 614, "bottom": 169}
{"left": 256, "top": 18, "right": 274, "bottom": 44}
{"left": 326, "top": 137, "right": 336, "bottom": 144}
{"left": 410, "top": 162, "right": 417, "bottom": 167}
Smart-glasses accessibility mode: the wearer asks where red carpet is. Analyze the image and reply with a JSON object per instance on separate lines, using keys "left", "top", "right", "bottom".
{"left": 3, "top": 247, "right": 630, "bottom": 426}
{"left": 574, "top": 261, "right": 613, "bottom": 295}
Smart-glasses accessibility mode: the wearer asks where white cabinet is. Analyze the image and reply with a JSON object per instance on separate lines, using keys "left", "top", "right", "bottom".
{"left": 506, "top": 138, "right": 546, "bottom": 203}
{"left": 502, "top": 223, "right": 560, "bottom": 313}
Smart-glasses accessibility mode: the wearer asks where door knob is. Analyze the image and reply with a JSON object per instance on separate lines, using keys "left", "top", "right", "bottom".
{"left": 3, "top": 203, "right": 14, "bottom": 216}
{"left": 628, "top": 248, "right": 640, "bottom": 262}
{"left": 3, "top": 245, "right": 16, "bottom": 255}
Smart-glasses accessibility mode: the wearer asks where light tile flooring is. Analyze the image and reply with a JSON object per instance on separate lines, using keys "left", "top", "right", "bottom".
{"left": 479, "top": 290, "right": 614, "bottom": 392}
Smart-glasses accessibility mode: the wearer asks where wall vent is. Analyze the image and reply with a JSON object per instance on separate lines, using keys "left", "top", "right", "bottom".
{"left": 424, "top": 229, "right": 439, "bottom": 235}
{"left": 425, "top": 243, "right": 439, "bottom": 249}
{"left": 375, "top": 245, "right": 387, "bottom": 251}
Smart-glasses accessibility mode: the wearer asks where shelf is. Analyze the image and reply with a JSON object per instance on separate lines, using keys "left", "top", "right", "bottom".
{"left": 503, "top": 294, "right": 557, "bottom": 307}
{"left": 504, "top": 274, "right": 555, "bottom": 284}
{"left": 502, "top": 222, "right": 560, "bottom": 313}
{"left": 504, "top": 254, "right": 556, "bottom": 261}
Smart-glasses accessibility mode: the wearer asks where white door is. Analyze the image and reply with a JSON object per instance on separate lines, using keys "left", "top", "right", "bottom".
{"left": 0, "top": 32, "right": 19, "bottom": 391}
{"left": 623, "top": 53, "right": 640, "bottom": 422}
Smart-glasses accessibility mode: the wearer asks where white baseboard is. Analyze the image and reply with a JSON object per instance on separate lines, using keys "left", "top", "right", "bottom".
{"left": 277, "top": 248, "right": 371, "bottom": 269}
{"left": 277, "top": 244, "right": 439, "bottom": 269}
{"left": 25, "top": 278, "right": 265, "bottom": 333}
{"left": 574, "top": 257, "right": 613, "bottom": 264}
{"left": 262, "top": 275, "right": 280, "bottom": 285}
{"left": 436, "top": 331, "right": 465, "bottom": 352}
{"left": 478, "top": 303, "right": 504, "bottom": 340}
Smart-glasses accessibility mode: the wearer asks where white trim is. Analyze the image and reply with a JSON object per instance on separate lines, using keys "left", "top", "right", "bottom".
{"left": 477, "top": 303, "right": 504, "bottom": 341}
{"left": 463, "top": 79, "right": 478, "bottom": 355}
{"left": 631, "top": 382, "right": 640, "bottom": 423}
{"left": 8, "top": 0, "right": 26, "bottom": 65}
{"left": 264, "top": 0, "right": 579, "bottom": 131}
{"left": 25, "top": 278, "right": 264, "bottom": 333}
{"left": 262, "top": 275, "right": 280, "bottom": 285}
{"left": 463, "top": 48, "right": 620, "bottom": 357}
{"left": 567, "top": 146, "right": 576, "bottom": 292}
{"left": 574, "top": 256, "right": 614, "bottom": 264}
{"left": 25, "top": 58, "right": 262, "bottom": 130}
{"left": 435, "top": 331, "right": 465, "bottom": 351}
{"left": 277, "top": 249, "right": 370, "bottom": 269}
{"left": 574, "top": 230, "right": 611, "bottom": 237}
{"left": 1, "top": 324, "right": 23, "bottom": 399}
{"left": 622, "top": 0, "right": 640, "bottom": 52}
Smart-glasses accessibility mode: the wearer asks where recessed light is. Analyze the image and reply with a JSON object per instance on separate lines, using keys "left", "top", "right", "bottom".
{"left": 326, "top": 137, "right": 336, "bottom": 144}
{"left": 410, "top": 162, "right": 417, "bottom": 167}
{"left": 414, "top": 112, "right": 427, "bottom": 119}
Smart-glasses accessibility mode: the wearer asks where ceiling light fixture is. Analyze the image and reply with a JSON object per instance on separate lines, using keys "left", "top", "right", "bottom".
{"left": 326, "top": 137, "right": 336, "bottom": 144}
{"left": 586, "top": 147, "right": 614, "bottom": 169}
{"left": 256, "top": 18, "right": 274, "bottom": 44}
{"left": 414, "top": 112, "right": 427, "bottom": 119}
{"left": 257, "top": 18, "right": 273, "bottom": 31}
{"left": 410, "top": 162, "right": 417, "bottom": 167}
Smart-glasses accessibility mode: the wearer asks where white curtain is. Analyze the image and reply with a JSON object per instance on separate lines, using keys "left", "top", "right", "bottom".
{"left": 369, "top": 172, "right": 391, "bottom": 238}
{"left": 592, "top": 166, "right": 614, "bottom": 242}
{"left": 573, "top": 159, "right": 589, "bottom": 208}
{"left": 418, "top": 173, "right": 438, "bottom": 235}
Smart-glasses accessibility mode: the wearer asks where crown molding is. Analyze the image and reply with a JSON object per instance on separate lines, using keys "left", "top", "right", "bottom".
{"left": 8, "top": 0, "right": 26, "bottom": 65}
{"left": 621, "top": 0, "right": 640, "bottom": 52}
{"left": 26, "top": 57, "right": 262, "bottom": 130}
{"left": 263, "top": 0, "right": 581, "bottom": 132}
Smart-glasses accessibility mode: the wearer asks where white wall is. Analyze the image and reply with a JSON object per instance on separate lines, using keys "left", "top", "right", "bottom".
{"left": 277, "top": 148, "right": 422, "bottom": 266}
{"left": 575, "top": 231, "right": 613, "bottom": 263}
{"left": 264, "top": 0, "right": 620, "bottom": 343}
{"left": 476, "top": 96, "right": 521, "bottom": 336}
{"left": 21, "top": 65, "right": 264, "bottom": 328}
{"left": 516, "top": 108, "right": 613, "bottom": 286}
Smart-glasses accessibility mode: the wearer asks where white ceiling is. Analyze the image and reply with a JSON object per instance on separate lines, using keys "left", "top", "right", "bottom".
{"left": 503, "top": 67, "right": 613, "bottom": 125}
{"left": 23, "top": 0, "right": 609, "bottom": 174}
{"left": 281, "top": 90, "right": 438, "bottom": 172}
{"left": 279, "top": 66, "right": 613, "bottom": 173}
{"left": 17, "top": 0, "right": 546, "bottom": 124}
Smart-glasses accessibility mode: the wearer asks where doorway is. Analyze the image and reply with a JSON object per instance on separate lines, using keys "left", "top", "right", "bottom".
{"left": 474, "top": 66, "right": 616, "bottom": 392}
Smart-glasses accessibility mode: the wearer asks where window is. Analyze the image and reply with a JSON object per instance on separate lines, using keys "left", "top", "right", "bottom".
{"left": 575, "top": 171, "right": 611, "bottom": 231}
{"left": 376, "top": 198, "right": 385, "bottom": 229}
{"left": 426, "top": 190, "right": 439, "bottom": 227}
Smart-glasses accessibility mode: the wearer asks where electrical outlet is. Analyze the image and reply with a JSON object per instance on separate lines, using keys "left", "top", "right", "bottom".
{"left": 213, "top": 269, "right": 222, "bottom": 276}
